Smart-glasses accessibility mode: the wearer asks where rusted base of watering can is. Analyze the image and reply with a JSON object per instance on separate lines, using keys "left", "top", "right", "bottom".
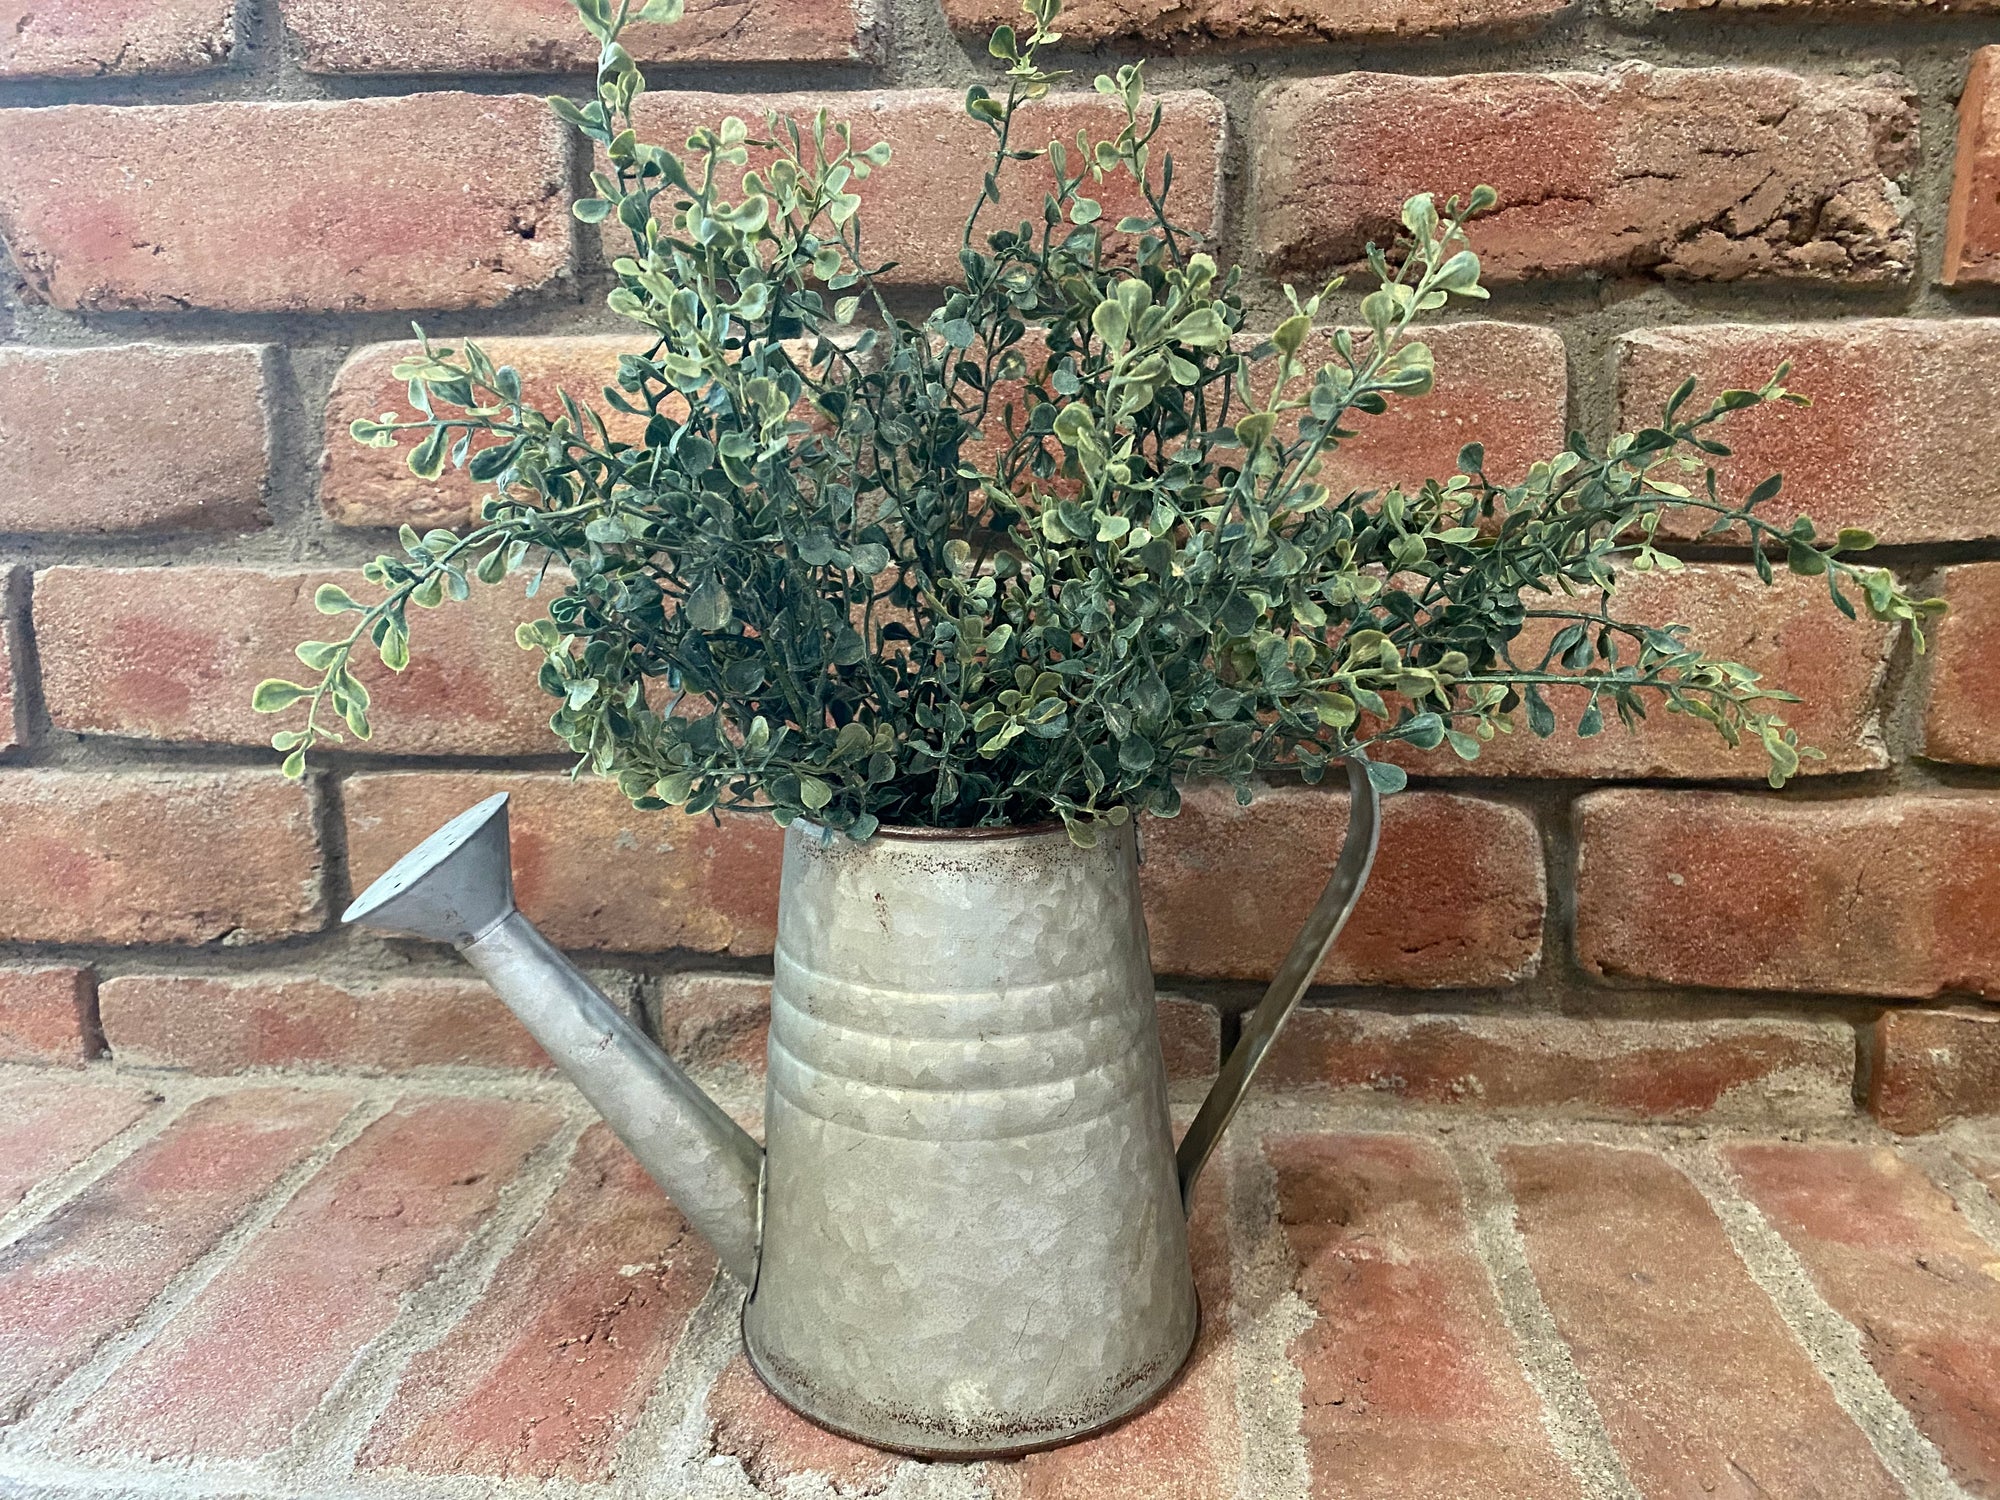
{"left": 738, "top": 1296, "right": 1203, "bottom": 1459}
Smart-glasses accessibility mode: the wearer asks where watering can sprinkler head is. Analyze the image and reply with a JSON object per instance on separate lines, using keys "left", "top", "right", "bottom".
{"left": 341, "top": 792, "right": 516, "bottom": 946}
{"left": 341, "top": 791, "right": 765, "bottom": 1285}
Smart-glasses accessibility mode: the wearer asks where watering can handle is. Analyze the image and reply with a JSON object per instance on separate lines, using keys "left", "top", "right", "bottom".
{"left": 1174, "top": 755, "right": 1383, "bottom": 1214}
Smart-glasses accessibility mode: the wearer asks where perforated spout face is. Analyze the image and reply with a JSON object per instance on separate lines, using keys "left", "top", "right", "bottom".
{"left": 342, "top": 792, "right": 516, "bottom": 945}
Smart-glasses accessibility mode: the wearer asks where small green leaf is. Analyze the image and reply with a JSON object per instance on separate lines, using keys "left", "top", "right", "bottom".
{"left": 252, "top": 679, "right": 311, "bottom": 712}
{"left": 685, "top": 575, "right": 733, "bottom": 631}
{"left": 1363, "top": 760, "right": 1407, "bottom": 794}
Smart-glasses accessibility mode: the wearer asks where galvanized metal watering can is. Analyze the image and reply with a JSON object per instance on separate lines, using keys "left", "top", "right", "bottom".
{"left": 343, "top": 759, "right": 1379, "bottom": 1456}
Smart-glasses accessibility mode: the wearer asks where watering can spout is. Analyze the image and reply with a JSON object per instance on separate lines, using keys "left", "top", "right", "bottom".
{"left": 342, "top": 794, "right": 763, "bottom": 1284}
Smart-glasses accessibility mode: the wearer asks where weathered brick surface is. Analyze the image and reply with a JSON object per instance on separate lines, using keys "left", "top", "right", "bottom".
{"left": 1254, "top": 67, "right": 1917, "bottom": 284}
{"left": 1576, "top": 791, "right": 2000, "bottom": 999}
{"left": 652, "top": 972, "right": 1218, "bottom": 1082}
{"left": 97, "top": 973, "right": 550, "bottom": 1074}
{"left": 0, "top": 0, "right": 233, "bottom": 76}
{"left": 1263, "top": 1009, "right": 1856, "bottom": 1123}
{"left": 1279, "top": 322, "right": 1568, "bottom": 495}
{"left": 322, "top": 336, "right": 651, "bottom": 530}
{"left": 1726, "top": 1142, "right": 2000, "bottom": 1492}
{"left": 1268, "top": 1132, "right": 1582, "bottom": 1498}
{"left": 1616, "top": 320, "right": 2000, "bottom": 544}
{"left": 345, "top": 772, "right": 784, "bottom": 954}
{"left": 61, "top": 1096, "right": 559, "bottom": 1461}
{"left": 0, "top": 95, "right": 569, "bottom": 313}
{"left": 623, "top": 90, "right": 1225, "bottom": 285}
{"left": 0, "top": 1076, "right": 157, "bottom": 1211}
{"left": 1925, "top": 561, "right": 2000, "bottom": 764}
{"left": 653, "top": 972, "right": 773, "bottom": 1076}
{"left": 361, "top": 1124, "right": 715, "bottom": 1480}
{"left": 1946, "top": 47, "right": 2000, "bottom": 286}
{"left": 1141, "top": 784, "right": 1545, "bottom": 988}
{"left": 701, "top": 1353, "right": 903, "bottom": 1493}
{"left": 941, "top": 0, "right": 1565, "bottom": 43}
{"left": 35, "top": 565, "right": 556, "bottom": 755}
{"left": 0, "top": 965, "right": 100, "bottom": 1066}
{"left": 988, "top": 1159, "right": 1240, "bottom": 1499}
{"left": 289, "top": 0, "right": 874, "bottom": 72}
{"left": 1381, "top": 564, "right": 1892, "bottom": 780}
{"left": 1500, "top": 1143, "right": 1901, "bottom": 1498}
{"left": 0, "top": 1088, "right": 351, "bottom": 1428}
{"left": 1864, "top": 1007, "right": 2000, "bottom": 1133}
{"left": 0, "top": 770, "right": 324, "bottom": 946}
{"left": 0, "top": 344, "right": 270, "bottom": 536}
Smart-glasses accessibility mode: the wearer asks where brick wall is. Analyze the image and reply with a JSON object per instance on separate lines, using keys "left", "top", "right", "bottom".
{"left": 2, "top": 0, "right": 1999, "bottom": 1133}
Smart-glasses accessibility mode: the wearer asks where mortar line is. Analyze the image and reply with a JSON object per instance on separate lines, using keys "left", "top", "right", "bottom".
{"left": 1442, "top": 1138, "right": 1642, "bottom": 1500}
{"left": 1, "top": 1089, "right": 399, "bottom": 1457}
{"left": 1673, "top": 1139, "right": 1968, "bottom": 1500}
{"left": 0, "top": 1084, "right": 188, "bottom": 1253}
{"left": 280, "top": 1109, "right": 596, "bottom": 1481}
{"left": 608, "top": 1267, "right": 757, "bottom": 1499}
{"left": 1216, "top": 1121, "right": 1310, "bottom": 1500}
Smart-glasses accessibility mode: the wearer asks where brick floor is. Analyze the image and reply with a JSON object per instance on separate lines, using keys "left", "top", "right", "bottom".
{"left": 0, "top": 1065, "right": 1996, "bottom": 1498}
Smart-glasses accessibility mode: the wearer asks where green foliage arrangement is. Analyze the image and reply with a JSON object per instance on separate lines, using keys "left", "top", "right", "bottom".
{"left": 257, "top": 0, "right": 1943, "bottom": 843}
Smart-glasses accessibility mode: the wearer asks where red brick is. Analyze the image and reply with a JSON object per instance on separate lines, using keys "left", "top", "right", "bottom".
{"left": 0, "top": 965, "right": 100, "bottom": 1066}
{"left": 1726, "top": 1141, "right": 2000, "bottom": 1492}
{"left": 345, "top": 772, "right": 783, "bottom": 954}
{"left": 361, "top": 1124, "right": 715, "bottom": 1480}
{"left": 0, "top": 344, "right": 270, "bottom": 535}
{"left": 0, "top": 770, "right": 323, "bottom": 945}
{"left": 97, "top": 973, "right": 550, "bottom": 1075}
{"left": 702, "top": 1353, "right": 901, "bottom": 1494}
{"left": 1278, "top": 322, "right": 1568, "bottom": 494}
{"left": 654, "top": 972, "right": 1217, "bottom": 1082}
{"left": 1267, "top": 1131, "right": 1581, "bottom": 1498}
{"left": 654, "top": 972, "right": 773, "bottom": 1076}
{"left": 1254, "top": 68, "right": 1916, "bottom": 285}
{"left": 323, "top": 336, "right": 648, "bottom": 530}
{"left": 1926, "top": 562, "right": 2000, "bottom": 764}
{"left": 288, "top": 0, "right": 873, "bottom": 71}
{"left": 943, "top": 0, "right": 1563, "bottom": 42}
{"left": 35, "top": 565, "right": 555, "bottom": 756}
{"left": 1946, "top": 48, "right": 2000, "bottom": 286}
{"left": 987, "top": 1156, "right": 1240, "bottom": 1499}
{"left": 1384, "top": 563, "right": 1891, "bottom": 780}
{"left": 1576, "top": 790, "right": 2000, "bottom": 999}
{"left": 623, "top": 90, "right": 1224, "bottom": 286}
{"left": 0, "top": 1076, "right": 157, "bottom": 1212}
{"left": 61, "top": 1096, "right": 560, "bottom": 1461}
{"left": 1500, "top": 1142, "right": 1900, "bottom": 1498}
{"left": 1864, "top": 1008, "right": 2000, "bottom": 1133}
{"left": 1142, "top": 785, "right": 1544, "bottom": 988}
{"left": 1263, "top": 1009, "right": 1855, "bottom": 1123}
{"left": 1617, "top": 320, "right": 2000, "bottom": 544}
{"left": 0, "top": 566, "right": 20, "bottom": 751}
{"left": 0, "top": 0, "right": 233, "bottom": 76}
{"left": 0, "top": 1088, "right": 352, "bottom": 1427}
{"left": 0, "top": 95, "right": 569, "bottom": 313}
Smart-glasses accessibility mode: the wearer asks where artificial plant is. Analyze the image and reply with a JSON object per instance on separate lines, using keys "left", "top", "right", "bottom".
{"left": 257, "top": 0, "right": 1942, "bottom": 842}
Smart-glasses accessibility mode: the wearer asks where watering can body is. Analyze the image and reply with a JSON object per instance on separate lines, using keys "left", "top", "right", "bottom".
{"left": 344, "top": 764, "right": 1378, "bottom": 1456}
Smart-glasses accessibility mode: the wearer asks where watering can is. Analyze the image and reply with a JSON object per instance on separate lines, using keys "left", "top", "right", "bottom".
{"left": 344, "top": 758, "right": 1379, "bottom": 1456}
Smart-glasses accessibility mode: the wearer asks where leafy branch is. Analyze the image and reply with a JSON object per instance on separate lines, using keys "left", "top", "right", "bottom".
{"left": 255, "top": 0, "right": 1943, "bottom": 839}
